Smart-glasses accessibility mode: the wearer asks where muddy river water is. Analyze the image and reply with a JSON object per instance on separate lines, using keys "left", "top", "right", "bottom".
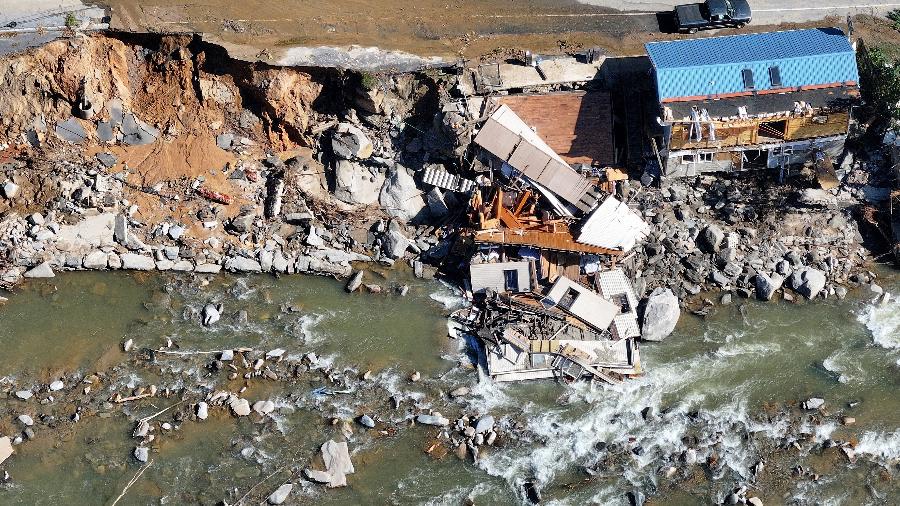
{"left": 0, "top": 267, "right": 898, "bottom": 505}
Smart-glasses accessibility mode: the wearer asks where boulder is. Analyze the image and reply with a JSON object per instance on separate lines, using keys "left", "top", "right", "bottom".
{"left": 113, "top": 214, "right": 128, "bottom": 244}
{"left": 754, "top": 272, "right": 784, "bottom": 301}
{"left": 2, "top": 181, "right": 19, "bottom": 199}
{"left": 253, "top": 400, "right": 276, "bottom": 415}
{"left": 641, "top": 288, "right": 680, "bottom": 341}
{"left": 23, "top": 262, "right": 54, "bottom": 278}
{"left": 229, "top": 397, "right": 251, "bottom": 417}
{"left": 331, "top": 123, "right": 374, "bottom": 160}
{"left": 49, "top": 380, "right": 64, "bottom": 391}
{"left": 333, "top": 160, "right": 384, "bottom": 204}
{"left": 202, "top": 303, "right": 222, "bottom": 326}
{"left": 134, "top": 446, "right": 149, "bottom": 463}
{"left": 382, "top": 230, "right": 410, "bottom": 259}
{"left": 224, "top": 256, "right": 262, "bottom": 273}
{"left": 346, "top": 270, "right": 364, "bottom": 292}
{"left": 379, "top": 165, "right": 426, "bottom": 222}
{"left": 791, "top": 267, "right": 827, "bottom": 299}
{"left": 120, "top": 253, "right": 155, "bottom": 270}
{"left": 697, "top": 224, "right": 725, "bottom": 253}
{"left": 82, "top": 250, "right": 109, "bottom": 269}
{"left": 196, "top": 402, "right": 209, "bottom": 420}
{"left": 267, "top": 483, "right": 293, "bottom": 505}
{"left": 474, "top": 415, "right": 495, "bottom": 434}
{"left": 0, "top": 437, "right": 12, "bottom": 465}
{"left": 358, "top": 414, "right": 376, "bottom": 428}
{"left": 803, "top": 397, "right": 825, "bottom": 410}
{"left": 416, "top": 413, "right": 449, "bottom": 426}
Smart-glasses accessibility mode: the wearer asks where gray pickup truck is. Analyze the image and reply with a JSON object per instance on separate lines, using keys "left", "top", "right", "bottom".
{"left": 675, "top": 0, "right": 751, "bottom": 34}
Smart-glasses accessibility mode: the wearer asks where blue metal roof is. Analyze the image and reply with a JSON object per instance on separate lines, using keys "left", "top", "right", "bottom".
{"left": 645, "top": 28, "right": 859, "bottom": 102}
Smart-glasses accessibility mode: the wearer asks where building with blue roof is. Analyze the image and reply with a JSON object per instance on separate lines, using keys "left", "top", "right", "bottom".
{"left": 645, "top": 28, "right": 860, "bottom": 179}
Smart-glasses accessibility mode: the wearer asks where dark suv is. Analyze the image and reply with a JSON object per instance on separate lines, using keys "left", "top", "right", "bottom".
{"left": 674, "top": 0, "right": 752, "bottom": 34}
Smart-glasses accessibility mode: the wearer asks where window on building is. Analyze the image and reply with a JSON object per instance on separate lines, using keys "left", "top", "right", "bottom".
{"left": 558, "top": 288, "right": 579, "bottom": 310}
{"left": 769, "top": 66, "right": 783, "bottom": 87}
{"left": 682, "top": 153, "right": 713, "bottom": 164}
{"left": 742, "top": 69, "right": 755, "bottom": 90}
{"left": 503, "top": 269, "right": 519, "bottom": 292}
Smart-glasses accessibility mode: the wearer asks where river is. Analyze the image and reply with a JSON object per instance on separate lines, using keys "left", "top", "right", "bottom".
{"left": 0, "top": 267, "right": 897, "bottom": 505}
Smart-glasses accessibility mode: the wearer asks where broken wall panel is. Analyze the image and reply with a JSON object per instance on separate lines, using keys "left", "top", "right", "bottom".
{"left": 470, "top": 261, "right": 532, "bottom": 294}
{"left": 544, "top": 276, "right": 618, "bottom": 333}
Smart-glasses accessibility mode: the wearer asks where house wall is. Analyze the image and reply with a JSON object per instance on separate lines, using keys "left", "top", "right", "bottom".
{"left": 470, "top": 261, "right": 531, "bottom": 294}
{"left": 663, "top": 134, "right": 848, "bottom": 178}
{"left": 668, "top": 111, "right": 849, "bottom": 151}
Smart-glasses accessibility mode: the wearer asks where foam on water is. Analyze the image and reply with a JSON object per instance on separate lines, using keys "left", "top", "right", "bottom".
{"left": 855, "top": 429, "right": 900, "bottom": 463}
{"left": 429, "top": 281, "right": 468, "bottom": 311}
{"left": 858, "top": 293, "right": 900, "bottom": 349}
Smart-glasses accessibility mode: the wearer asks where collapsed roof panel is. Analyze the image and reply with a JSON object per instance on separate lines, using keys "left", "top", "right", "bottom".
{"left": 577, "top": 196, "right": 650, "bottom": 253}
{"left": 474, "top": 105, "right": 597, "bottom": 212}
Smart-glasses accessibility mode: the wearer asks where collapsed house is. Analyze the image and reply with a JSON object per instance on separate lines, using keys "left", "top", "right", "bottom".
{"left": 647, "top": 28, "right": 860, "bottom": 179}
{"left": 450, "top": 97, "right": 648, "bottom": 383}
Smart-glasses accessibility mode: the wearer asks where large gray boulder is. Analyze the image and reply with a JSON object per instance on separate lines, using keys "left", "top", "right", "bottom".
{"left": 331, "top": 123, "right": 373, "bottom": 160}
{"left": 641, "top": 288, "right": 680, "bottom": 341}
{"left": 224, "top": 256, "right": 262, "bottom": 273}
{"left": 120, "top": 253, "right": 155, "bottom": 270}
{"left": 697, "top": 224, "right": 725, "bottom": 253}
{"left": 333, "top": 160, "right": 384, "bottom": 205}
{"left": 791, "top": 267, "right": 827, "bottom": 299}
{"left": 379, "top": 165, "right": 426, "bottom": 222}
{"left": 754, "top": 272, "right": 784, "bottom": 301}
{"left": 382, "top": 230, "right": 410, "bottom": 259}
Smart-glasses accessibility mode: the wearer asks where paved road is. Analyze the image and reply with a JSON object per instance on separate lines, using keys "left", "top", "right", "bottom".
{"left": 577, "top": 1, "right": 900, "bottom": 24}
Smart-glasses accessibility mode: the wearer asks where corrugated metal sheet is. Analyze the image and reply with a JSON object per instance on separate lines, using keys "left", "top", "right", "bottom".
{"left": 645, "top": 28, "right": 858, "bottom": 102}
{"left": 577, "top": 196, "right": 650, "bottom": 252}
{"left": 422, "top": 165, "right": 476, "bottom": 193}
{"left": 595, "top": 269, "right": 640, "bottom": 340}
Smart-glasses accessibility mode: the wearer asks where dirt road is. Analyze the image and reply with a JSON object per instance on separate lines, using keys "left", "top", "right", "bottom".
{"left": 52, "top": 1, "right": 899, "bottom": 65}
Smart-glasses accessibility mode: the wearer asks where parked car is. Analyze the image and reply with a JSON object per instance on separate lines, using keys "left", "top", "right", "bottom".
{"left": 674, "top": 0, "right": 751, "bottom": 34}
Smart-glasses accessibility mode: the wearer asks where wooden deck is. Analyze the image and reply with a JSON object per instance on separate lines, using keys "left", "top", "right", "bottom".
{"left": 474, "top": 228, "right": 622, "bottom": 256}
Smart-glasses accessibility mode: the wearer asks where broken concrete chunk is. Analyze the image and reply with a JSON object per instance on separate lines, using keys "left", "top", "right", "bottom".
{"left": 216, "top": 133, "right": 234, "bottom": 150}
{"left": 96, "top": 152, "right": 117, "bottom": 168}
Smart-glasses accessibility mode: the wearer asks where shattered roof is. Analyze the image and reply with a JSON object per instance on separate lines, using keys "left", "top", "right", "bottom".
{"left": 495, "top": 91, "right": 615, "bottom": 166}
{"left": 474, "top": 105, "right": 596, "bottom": 211}
{"left": 646, "top": 28, "right": 859, "bottom": 102}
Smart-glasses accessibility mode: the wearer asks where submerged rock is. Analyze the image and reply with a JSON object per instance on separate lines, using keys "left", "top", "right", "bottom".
{"left": 202, "top": 304, "right": 222, "bottom": 326}
{"left": 416, "top": 413, "right": 449, "bottom": 427}
{"left": 267, "top": 483, "right": 293, "bottom": 505}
